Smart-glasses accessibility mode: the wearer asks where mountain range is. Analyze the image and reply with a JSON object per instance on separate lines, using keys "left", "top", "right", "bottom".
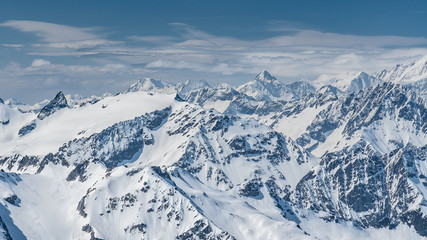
{"left": 0, "top": 56, "right": 426, "bottom": 239}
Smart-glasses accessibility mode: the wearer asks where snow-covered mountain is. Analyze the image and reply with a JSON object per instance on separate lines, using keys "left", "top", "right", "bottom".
{"left": 314, "top": 71, "right": 382, "bottom": 94}
{"left": 346, "top": 72, "right": 382, "bottom": 93}
{"left": 378, "top": 55, "right": 427, "bottom": 84}
{"left": 175, "top": 79, "right": 211, "bottom": 95}
{"left": 237, "top": 71, "right": 296, "bottom": 101}
{"left": 126, "top": 78, "right": 175, "bottom": 93}
{"left": 288, "top": 80, "right": 316, "bottom": 98}
{"left": 0, "top": 56, "right": 426, "bottom": 239}
{"left": 377, "top": 55, "right": 427, "bottom": 103}
{"left": 3, "top": 98, "right": 50, "bottom": 114}
{"left": 0, "top": 92, "right": 319, "bottom": 239}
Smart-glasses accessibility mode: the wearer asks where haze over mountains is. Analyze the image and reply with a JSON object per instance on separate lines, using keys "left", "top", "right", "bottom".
{"left": 0, "top": 56, "right": 426, "bottom": 239}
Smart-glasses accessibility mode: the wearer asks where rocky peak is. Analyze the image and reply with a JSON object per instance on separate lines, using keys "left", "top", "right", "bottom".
{"left": 37, "top": 91, "right": 69, "bottom": 120}
{"left": 255, "top": 70, "right": 277, "bottom": 82}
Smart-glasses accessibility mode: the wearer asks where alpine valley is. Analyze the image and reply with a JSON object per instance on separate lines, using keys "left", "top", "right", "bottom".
{"left": 0, "top": 56, "right": 426, "bottom": 240}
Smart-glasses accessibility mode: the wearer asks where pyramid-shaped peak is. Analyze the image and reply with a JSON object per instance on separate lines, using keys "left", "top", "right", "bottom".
{"left": 54, "top": 91, "right": 66, "bottom": 100}
{"left": 49, "top": 91, "right": 68, "bottom": 108}
{"left": 255, "top": 70, "right": 277, "bottom": 81}
{"left": 37, "top": 91, "right": 69, "bottom": 120}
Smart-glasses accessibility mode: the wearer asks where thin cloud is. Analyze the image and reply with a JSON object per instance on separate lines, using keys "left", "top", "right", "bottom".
{"left": 0, "top": 20, "right": 98, "bottom": 42}
{"left": 31, "top": 59, "right": 51, "bottom": 67}
{"left": 33, "top": 39, "right": 120, "bottom": 49}
{"left": 2, "top": 43, "right": 24, "bottom": 48}
{"left": 128, "top": 36, "right": 179, "bottom": 44}
{"left": 1, "top": 20, "right": 427, "bottom": 103}
{"left": 266, "top": 30, "right": 427, "bottom": 48}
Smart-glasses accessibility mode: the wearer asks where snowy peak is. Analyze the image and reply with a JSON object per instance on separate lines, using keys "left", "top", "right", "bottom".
{"left": 176, "top": 79, "right": 211, "bottom": 94}
{"left": 255, "top": 70, "right": 277, "bottom": 82}
{"left": 183, "top": 83, "right": 241, "bottom": 113}
{"left": 316, "top": 84, "right": 343, "bottom": 97}
{"left": 376, "top": 56, "right": 427, "bottom": 103}
{"left": 378, "top": 55, "right": 427, "bottom": 84}
{"left": 238, "top": 71, "right": 294, "bottom": 101}
{"left": 346, "top": 72, "right": 382, "bottom": 93}
{"left": 4, "top": 98, "right": 24, "bottom": 106}
{"left": 4, "top": 98, "right": 49, "bottom": 114}
{"left": 288, "top": 81, "right": 316, "bottom": 98}
{"left": 127, "top": 78, "right": 168, "bottom": 93}
{"left": 37, "top": 91, "right": 69, "bottom": 120}
{"left": 213, "top": 82, "right": 234, "bottom": 91}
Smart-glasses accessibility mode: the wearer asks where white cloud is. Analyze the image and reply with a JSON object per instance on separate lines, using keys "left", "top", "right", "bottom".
{"left": 31, "top": 59, "right": 51, "bottom": 67}
{"left": 2, "top": 44, "right": 24, "bottom": 48}
{"left": 265, "top": 30, "right": 427, "bottom": 48}
{"left": 0, "top": 20, "right": 97, "bottom": 42}
{"left": 128, "top": 36, "right": 178, "bottom": 44}
{"left": 4, "top": 20, "right": 426, "bottom": 79}
{"left": 33, "top": 39, "right": 119, "bottom": 49}
{"left": 1, "top": 20, "right": 427, "bottom": 103}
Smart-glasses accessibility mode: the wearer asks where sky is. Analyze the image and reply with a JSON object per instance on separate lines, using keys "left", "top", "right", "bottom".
{"left": 1, "top": 0, "right": 427, "bottom": 103}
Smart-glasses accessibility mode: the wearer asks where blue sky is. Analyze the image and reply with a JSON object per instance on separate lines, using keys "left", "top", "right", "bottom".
{"left": 1, "top": 0, "right": 427, "bottom": 103}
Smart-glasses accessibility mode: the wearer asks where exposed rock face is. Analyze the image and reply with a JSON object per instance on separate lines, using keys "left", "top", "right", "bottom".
{"left": 18, "top": 121, "right": 36, "bottom": 136}
{"left": 37, "top": 91, "right": 69, "bottom": 120}
{"left": 293, "top": 143, "right": 427, "bottom": 236}
{"left": 295, "top": 82, "right": 426, "bottom": 153}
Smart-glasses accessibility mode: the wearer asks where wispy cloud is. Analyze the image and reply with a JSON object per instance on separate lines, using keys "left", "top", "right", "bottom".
{"left": 2, "top": 43, "right": 24, "bottom": 48}
{"left": 0, "top": 20, "right": 98, "bottom": 42}
{"left": 128, "top": 35, "right": 179, "bottom": 44}
{"left": 1, "top": 20, "right": 427, "bottom": 103}
{"left": 265, "top": 30, "right": 427, "bottom": 48}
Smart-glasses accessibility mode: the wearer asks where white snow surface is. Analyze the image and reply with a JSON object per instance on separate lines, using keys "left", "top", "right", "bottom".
{"left": 274, "top": 103, "right": 331, "bottom": 140}
{"left": 0, "top": 92, "right": 176, "bottom": 156}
